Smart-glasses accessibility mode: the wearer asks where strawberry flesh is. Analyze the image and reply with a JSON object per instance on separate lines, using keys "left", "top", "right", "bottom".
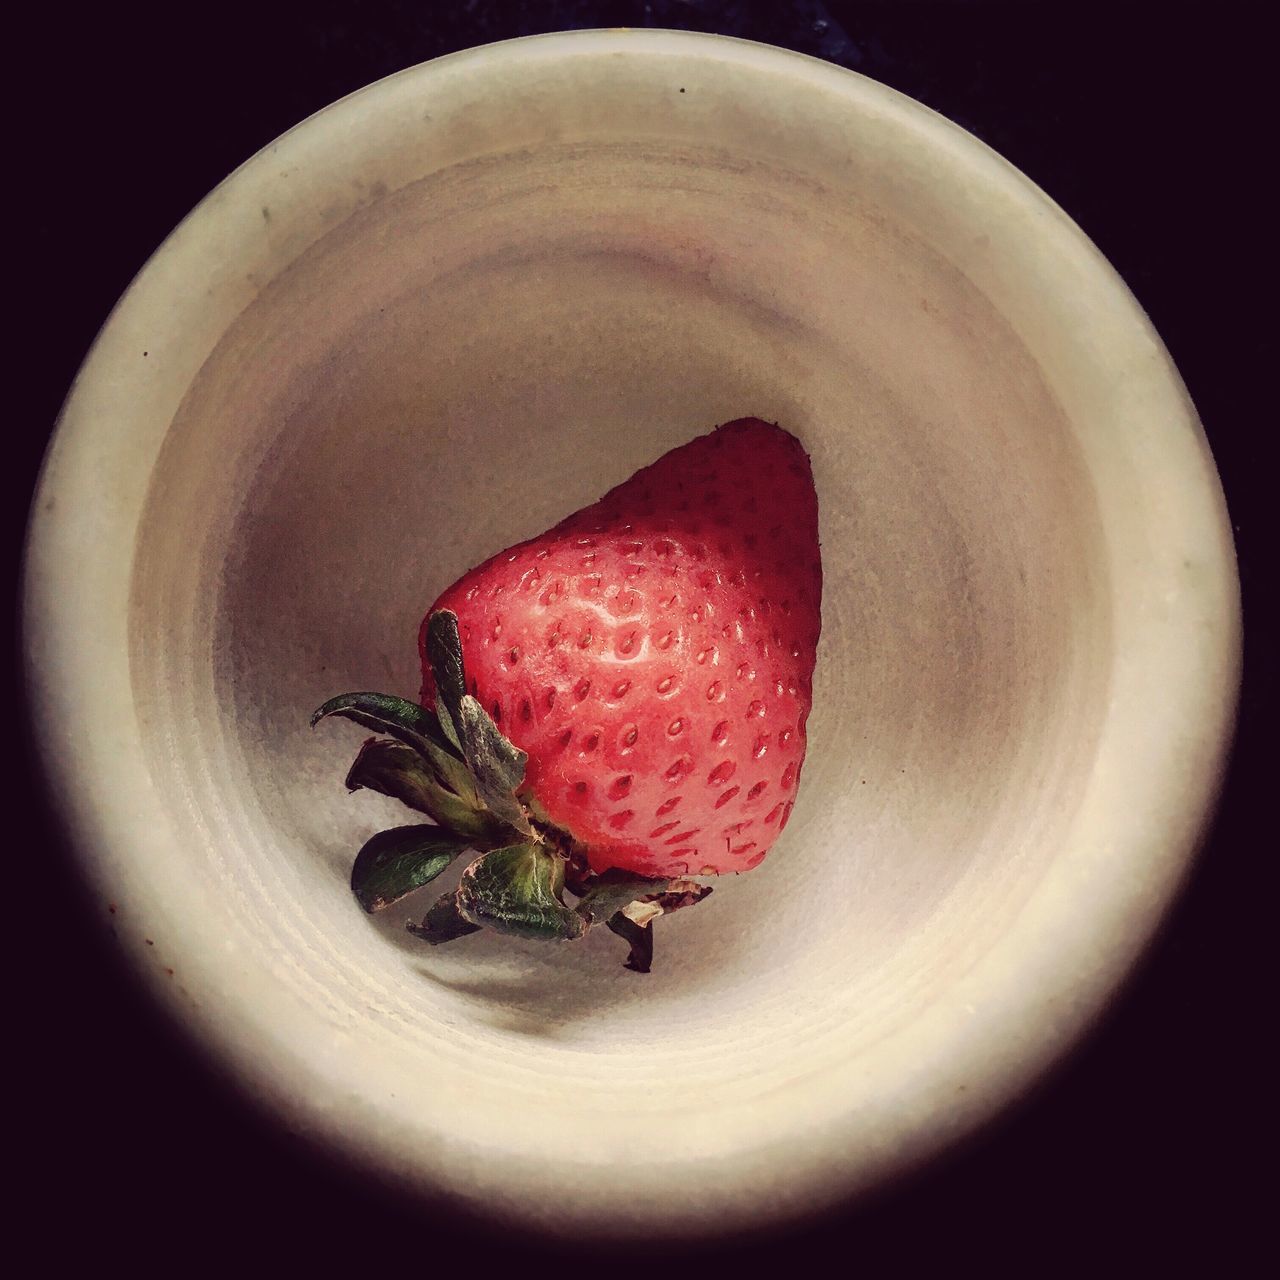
{"left": 418, "top": 419, "right": 821, "bottom": 878}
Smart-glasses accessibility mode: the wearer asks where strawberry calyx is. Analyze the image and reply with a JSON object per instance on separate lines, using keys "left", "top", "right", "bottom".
{"left": 311, "top": 610, "right": 712, "bottom": 971}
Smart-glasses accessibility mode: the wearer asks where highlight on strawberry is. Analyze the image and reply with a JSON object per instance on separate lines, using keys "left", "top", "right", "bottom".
{"left": 311, "top": 418, "right": 822, "bottom": 970}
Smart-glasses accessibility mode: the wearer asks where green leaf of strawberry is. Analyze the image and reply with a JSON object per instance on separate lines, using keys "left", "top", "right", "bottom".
{"left": 456, "top": 842, "right": 587, "bottom": 942}
{"left": 312, "top": 692, "right": 478, "bottom": 805}
{"left": 574, "top": 869, "right": 672, "bottom": 924}
{"left": 424, "top": 609, "right": 531, "bottom": 836}
{"left": 455, "top": 694, "right": 531, "bottom": 836}
{"left": 311, "top": 690, "right": 449, "bottom": 753}
{"left": 407, "top": 889, "right": 482, "bottom": 945}
{"left": 350, "top": 825, "right": 472, "bottom": 913}
{"left": 345, "top": 738, "right": 499, "bottom": 843}
{"left": 424, "top": 609, "right": 468, "bottom": 754}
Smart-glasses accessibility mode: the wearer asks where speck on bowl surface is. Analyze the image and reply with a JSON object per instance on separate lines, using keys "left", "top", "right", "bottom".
{"left": 24, "top": 31, "right": 1239, "bottom": 1239}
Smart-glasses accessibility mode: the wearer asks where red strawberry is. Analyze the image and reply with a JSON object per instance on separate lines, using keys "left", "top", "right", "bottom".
{"left": 312, "top": 418, "right": 821, "bottom": 970}
{"left": 420, "top": 418, "right": 821, "bottom": 877}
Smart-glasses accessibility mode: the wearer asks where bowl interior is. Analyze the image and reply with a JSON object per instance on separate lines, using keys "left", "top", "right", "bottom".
{"left": 130, "top": 135, "right": 1109, "bottom": 1201}
{"left": 33, "top": 33, "right": 1236, "bottom": 1238}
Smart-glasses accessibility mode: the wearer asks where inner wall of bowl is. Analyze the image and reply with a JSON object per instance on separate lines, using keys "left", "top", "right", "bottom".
{"left": 129, "top": 141, "right": 1109, "bottom": 1189}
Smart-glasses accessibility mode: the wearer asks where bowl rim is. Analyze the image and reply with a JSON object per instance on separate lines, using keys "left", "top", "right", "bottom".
{"left": 21, "top": 27, "right": 1242, "bottom": 1238}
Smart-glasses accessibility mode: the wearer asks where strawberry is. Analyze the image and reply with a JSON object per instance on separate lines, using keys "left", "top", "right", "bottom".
{"left": 312, "top": 419, "right": 821, "bottom": 970}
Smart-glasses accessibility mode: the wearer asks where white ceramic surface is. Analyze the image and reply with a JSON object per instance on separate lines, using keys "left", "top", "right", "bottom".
{"left": 24, "top": 31, "right": 1239, "bottom": 1238}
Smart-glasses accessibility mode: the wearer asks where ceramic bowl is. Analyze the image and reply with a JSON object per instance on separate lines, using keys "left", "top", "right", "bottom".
{"left": 23, "top": 30, "right": 1239, "bottom": 1239}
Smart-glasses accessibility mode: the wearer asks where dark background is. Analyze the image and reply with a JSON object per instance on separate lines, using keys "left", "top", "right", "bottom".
{"left": 13, "top": 2, "right": 1272, "bottom": 1270}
